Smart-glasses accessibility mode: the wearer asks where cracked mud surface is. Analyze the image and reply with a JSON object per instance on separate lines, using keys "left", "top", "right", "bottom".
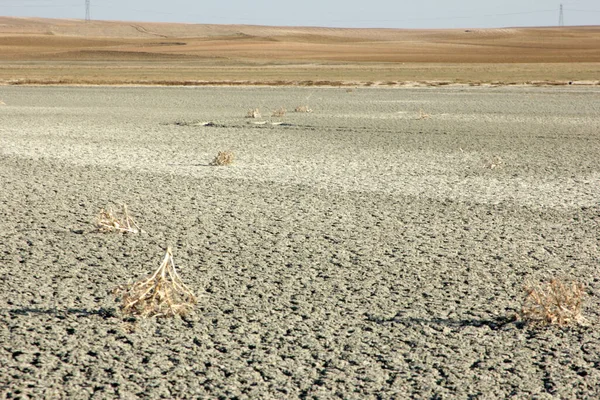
{"left": 1, "top": 86, "right": 599, "bottom": 398}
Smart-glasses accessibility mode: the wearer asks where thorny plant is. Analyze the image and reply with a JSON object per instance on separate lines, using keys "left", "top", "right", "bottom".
{"left": 210, "top": 150, "right": 234, "bottom": 166}
{"left": 246, "top": 108, "right": 261, "bottom": 118}
{"left": 96, "top": 204, "right": 142, "bottom": 234}
{"left": 519, "top": 279, "right": 587, "bottom": 326}
{"left": 113, "top": 247, "right": 197, "bottom": 318}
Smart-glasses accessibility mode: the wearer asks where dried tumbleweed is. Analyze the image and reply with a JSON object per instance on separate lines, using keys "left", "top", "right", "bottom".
{"left": 246, "top": 108, "right": 261, "bottom": 118}
{"left": 113, "top": 247, "right": 197, "bottom": 318}
{"left": 96, "top": 204, "right": 142, "bottom": 234}
{"left": 417, "top": 109, "right": 430, "bottom": 120}
{"left": 210, "top": 150, "right": 234, "bottom": 166}
{"left": 271, "top": 107, "right": 287, "bottom": 117}
{"left": 294, "top": 105, "right": 312, "bottom": 113}
{"left": 519, "top": 279, "right": 586, "bottom": 326}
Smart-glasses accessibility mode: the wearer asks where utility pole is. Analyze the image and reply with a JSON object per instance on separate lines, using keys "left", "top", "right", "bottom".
{"left": 85, "top": 0, "right": 90, "bottom": 22}
{"left": 559, "top": 4, "right": 564, "bottom": 26}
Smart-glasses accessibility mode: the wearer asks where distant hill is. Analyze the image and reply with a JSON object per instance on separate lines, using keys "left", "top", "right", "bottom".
{"left": 1, "top": 17, "right": 599, "bottom": 63}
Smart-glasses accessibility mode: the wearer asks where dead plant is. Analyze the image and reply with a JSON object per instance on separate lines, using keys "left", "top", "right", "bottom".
{"left": 484, "top": 156, "right": 505, "bottom": 169}
{"left": 519, "top": 278, "right": 586, "bottom": 326}
{"left": 96, "top": 204, "right": 141, "bottom": 234}
{"left": 210, "top": 150, "right": 234, "bottom": 166}
{"left": 417, "top": 109, "right": 430, "bottom": 120}
{"left": 272, "top": 107, "right": 287, "bottom": 117}
{"left": 294, "top": 105, "right": 313, "bottom": 113}
{"left": 113, "top": 247, "right": 197, "bottom": 318}
{"left": 246, "top": 108, "right": 261, "bottom": 118}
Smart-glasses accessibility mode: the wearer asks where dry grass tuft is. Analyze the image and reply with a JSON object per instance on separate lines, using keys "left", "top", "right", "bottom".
{"left": 271, "top": 107, "right": 286, "bottom": 117}
{"left": 113, "top": 247, "right": 197, "bottom": 318}
{"left": 210, "top": 150, "right": 234, "bottom": 166}
{"left": 96, "top": 204, "right": 141, "bottom": 234}
{"left": 246, "top": 108, "right": 261, "bottom": 118}
{"left": 0, "top": 99, "right": 5, "bottom": 105}
{"left": 294, "top": 105, "right": 313, "bottom": 113}
{"left": 519, "top": 278, "right": 586, "bottom": 326}
{"left": 417, "top": 109, "right": 430, "bottom": 120}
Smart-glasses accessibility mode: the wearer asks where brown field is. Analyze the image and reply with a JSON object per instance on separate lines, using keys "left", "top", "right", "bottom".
{"left": 0, "top": 17, "right": 599, "bottom": 85}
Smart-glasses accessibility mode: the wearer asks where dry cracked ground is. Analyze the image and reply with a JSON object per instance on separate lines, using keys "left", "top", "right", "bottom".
{"left": 0, "top": 85, "right": 599, "bottom": 398}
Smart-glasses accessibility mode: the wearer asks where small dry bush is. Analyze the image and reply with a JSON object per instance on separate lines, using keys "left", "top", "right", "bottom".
{"left": 519, "top": 279, "right": 586, "bottom": 326}
{"left": 246, "top": 108, "right": 261, "bottom": 118}
{"left": 484, "top": 156, "right": 505, "bottom": 169}
{"left": 210, "top": 150, "right": 234, "bottom": 166}
{"left": 272, "top": 107, "right": 286, "bottom": 117}
{"left": 417, "top": 109, "right": 430, "bottom": 120}
{"left": 113, "top": 247, "right": 197, "bottom": 318}
{"left": 294, "top": 105, "right": 313, "bottom": 113}
{"left": 96, "top": 204, "right": 141, "bottom": 234}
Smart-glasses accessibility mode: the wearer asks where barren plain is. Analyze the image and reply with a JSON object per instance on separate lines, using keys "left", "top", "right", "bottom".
{"left": 0, "top": 85, "right": 599, "bottom": 398}
{"left": 0, "top": 17, "right": 600, "bottom": 85}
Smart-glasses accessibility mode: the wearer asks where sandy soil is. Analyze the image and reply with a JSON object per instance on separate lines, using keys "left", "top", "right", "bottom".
{"left": 1, "top": 17, "right": 599, "bottom": 85}
{"left": 1, "top": 85, "right": 599, "bottom": 398}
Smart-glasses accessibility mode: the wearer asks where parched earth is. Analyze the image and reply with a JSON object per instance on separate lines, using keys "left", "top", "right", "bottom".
{"left": 0, "top": 85, "right": 599, "bottom": 398}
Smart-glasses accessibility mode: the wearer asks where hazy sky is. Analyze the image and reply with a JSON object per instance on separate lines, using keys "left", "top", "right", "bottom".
{"left": 1, "top": 0, "right": 599, "bottom": 29}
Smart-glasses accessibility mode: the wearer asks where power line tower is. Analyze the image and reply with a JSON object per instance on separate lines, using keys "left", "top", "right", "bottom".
{"left": 559, "top": 4, "right": 564, "bottom": 26}
{"left": 85, "top": 0, "right": 90, "bottom": 22}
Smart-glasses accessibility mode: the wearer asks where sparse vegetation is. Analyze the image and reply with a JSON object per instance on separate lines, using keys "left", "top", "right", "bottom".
{"left": 271, "top": 107, "right": 286, "bottom": 117}
{"left": 210, "top": 150, "right": 234, "bottom": 166}
{"left": 96, "top": 205, "right": 141, "bottom": 234}
{"left": 113, "top": 247, "right": 197, "bottom": 318}
{"left": 417, "top": 109, "right": 430, "bottom": 120}
{"left": 246, "top": 108, "right": 261, "bottom": 118}
{"left": 485, "top": 155, "right": 505, "bottom": 169}
{"left": 519, "top": 278, "right": 586, "bottom": 326}
{"left": 294, "top": 105, "right": 312, "bottom": 113}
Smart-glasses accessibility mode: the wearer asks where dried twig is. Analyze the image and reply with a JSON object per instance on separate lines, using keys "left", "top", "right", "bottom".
{"left": 210, "top": 150, "right": 234, "bottom": 166}
{"left": 96, "top": 205, "right": 142, "bottom": 234}
{"left": 113, "top": 247, "right": 197, "bottom": 318}
{"left": 519, "top": 279, "right": 586, "bottom": 326}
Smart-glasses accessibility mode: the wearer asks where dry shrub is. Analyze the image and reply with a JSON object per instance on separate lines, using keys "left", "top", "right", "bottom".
{"left": 113, "top": 247, "right": 197, "bottom": 318}
{"left": 272, "top": 107, "right": 286, "bottom": 117}
{"left": 417, "top": 109, "right": 430, "bottom": 120}
{"left": 519, "top": 279, "right": 586, "bottom": 326}
{"left": 246, "top": 108, "right": 261, "bottom": 118}
{"left": 294, "top": 105, "right": 313, "bottom": 113}
{"left": 96, "top": 204, "right": 141, "bottom": 234}
{"left": 484, "top": 156, "right": 504, "bottom": 169}
{"left": 210, "top": 150, "right": 234, "bottom": 166}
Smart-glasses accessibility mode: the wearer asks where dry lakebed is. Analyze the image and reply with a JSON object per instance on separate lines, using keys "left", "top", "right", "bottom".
{"left": 0, "top": 85, "right": 599, "bottom": 398}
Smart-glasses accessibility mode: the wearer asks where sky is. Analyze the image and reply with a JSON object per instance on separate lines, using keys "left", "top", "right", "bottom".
{"left": 1, "top": 0, "right": 599, "bottom": 29}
